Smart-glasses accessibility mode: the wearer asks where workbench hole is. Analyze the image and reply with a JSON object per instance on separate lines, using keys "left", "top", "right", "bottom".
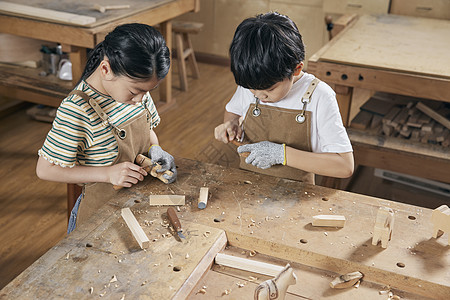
{"left": 358, "top": 74, "right": 364, "bottom": 81}
{"left": 341, "top": 74, "right": 348, "bottom": 80}
{"left": 408, "top": 215, "right": 416, "bottom": 220}
{"left": 173, "top": 266, "right": 182, "bottom": 272}
{"left": 214, "top": 218, "right": 221, "bottom": 223}
{"left": 85, "top": 243, "right": 93, "bottom": 247}
{"left": 134, "top": 199, "right": 141, "bottom": 203}
{"left": 326, "top": 71, "right": 331, "bottom": 76}
{"left": 299, "top": 239, "right": 308, "bottom": 244}
{"left": 322, "top": 197, "right": 329, "bottom": 201}
{"left": 396, "top": 262, "right": 405, "bottom": 268}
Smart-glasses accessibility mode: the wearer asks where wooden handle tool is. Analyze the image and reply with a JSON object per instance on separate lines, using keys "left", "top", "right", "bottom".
{"left": 167, "top": 207, "right": 185, "bottom": 239}
{"left": 231, "top": 140, "right": 249, "bottom": 158}
{"left": 113, "top": 154, "right": 174, "bottom": 190}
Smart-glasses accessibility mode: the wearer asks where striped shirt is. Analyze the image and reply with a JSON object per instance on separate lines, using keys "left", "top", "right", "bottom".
{"left": 38, "top": 81, "right": 160, "bottom": 168}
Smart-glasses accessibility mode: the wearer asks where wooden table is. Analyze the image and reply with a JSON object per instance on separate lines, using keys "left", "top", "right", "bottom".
{"left": 308, "top": 14, "right": 450, "bottom": 184}
{"left": 0, "top": 0, "right": 200, "bottom": 111}
{"left": 1, "top": 158, "right": 448, "bottom": 299}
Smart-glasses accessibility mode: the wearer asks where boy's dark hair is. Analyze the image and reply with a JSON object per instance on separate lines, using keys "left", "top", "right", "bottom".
{"left": 80, "top": 23, "right": 170, "bottom": 82}
{"left": 230, "top": 12, "right": 305, "bottom": 90}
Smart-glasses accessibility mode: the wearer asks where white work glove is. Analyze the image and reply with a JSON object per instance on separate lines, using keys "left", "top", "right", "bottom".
{"left": 237, "top": 141, "right": 286, "bottom": 169}
{"left": 148, "top": 145, "right": 177, "bottom": 183}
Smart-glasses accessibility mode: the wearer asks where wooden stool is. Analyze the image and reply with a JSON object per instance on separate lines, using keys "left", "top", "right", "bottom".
{"left": 172, "top": 21, "right": 203, "bottom": 91}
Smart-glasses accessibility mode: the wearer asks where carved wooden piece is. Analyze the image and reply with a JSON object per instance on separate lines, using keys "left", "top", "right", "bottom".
{"left": 135, "top": 154, "right": 173, "bottom": 184}
{"left": 431, "top": 205, "right": 450, "bottom": 245}
{"left": 372, "top": 207, "right": 394, "bottom": 248}
{"left": 254, "top": 264, "right": 297, "bottom": 300}
{"left": 329, "top": 271, "right": 363, "bottom": 289}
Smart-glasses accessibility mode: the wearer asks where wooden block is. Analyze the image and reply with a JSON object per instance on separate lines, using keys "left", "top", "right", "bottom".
{"left": 382, "top": 124, "right": 393, "bottom": 136}
{"left": 121, "top": 208, "right": 150, "bottom": 249}
{"left": 372, "top": 207, "right": 394, "bottom": 248}
{"left": 215, "top": 253, "right": 284, "bottom": 277}
{"left": 382, "top": 107, "right": 401, "bottom": 125}
{"left": 198, "top": 187, "right": 208, "bottom": 209}
{"left": 330, "top": 271, "right": 363, "bottom": 289}
{"left": 391, "top": 107, "right": 409, "bottom": 127}
{"left": 431, "top": 205, "right": 450, "bottom": 245}
{"left": 149, "top": 195, "right": 185, "bottom": 206}
{"left": 350, "top": 111, "right": 373, "bottom": 130}
{"left": 416, "top": 102, "right": 450, "bottom": 130}
{"left": 370, "top": 114, "right": 383, "bottom": 129}
{"left": 312, "top": 215, "right": 346, "bottom": 227}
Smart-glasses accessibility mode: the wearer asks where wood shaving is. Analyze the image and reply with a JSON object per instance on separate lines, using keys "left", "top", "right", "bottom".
{"left": 196, "top": 288, "right": 207, "bottom": 294}
{"left": 120, "top": 295, "right": 125, "bottom": 300}
{"left": 249, "top": 250, "right": 257, "bottom": 257}
{"left": 248, "top": 276, "right": 258, "bottom": 282}
{"left": 110, "top": 275, "right": 118, "bottom": 283}
{"left": 89, "top": 287, "right": 93, "bottom": 294}
{"left": 185, "top": 253, "right": 190, "bottom": 259}
{"left": 222, "top": 289, "right": 231, "bottom": 295}
{"left": 168, "top": 252, "right": 173, "bottom": 259}
{"left": 141, "top": 281, "right": 147, "bottom": 286}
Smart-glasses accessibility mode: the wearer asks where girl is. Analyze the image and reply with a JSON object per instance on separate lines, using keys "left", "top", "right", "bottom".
{"left": 36, "top": 23, "right": 177, "bottom": 233}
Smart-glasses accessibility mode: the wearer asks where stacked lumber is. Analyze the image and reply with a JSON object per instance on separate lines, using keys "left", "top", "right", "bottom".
{"left": 350, "top": 93, "right": 450, "bottom": 147}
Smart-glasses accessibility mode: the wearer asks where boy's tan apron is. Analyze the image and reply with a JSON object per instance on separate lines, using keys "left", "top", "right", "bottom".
{"left": 240, "top": 78, "right": 320, "bottom": 184}
{"left": 69, "top": 90, "right": 152, "bottom": 225}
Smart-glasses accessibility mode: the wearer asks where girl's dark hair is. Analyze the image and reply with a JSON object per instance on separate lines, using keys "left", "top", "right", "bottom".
{"left": 230, "top": 12, "right": 305, "bottom": 90}
{"left": 80, "top": 23, "right": 170, "bottom": 81}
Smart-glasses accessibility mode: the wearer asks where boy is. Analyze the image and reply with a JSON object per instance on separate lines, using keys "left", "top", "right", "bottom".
{"left": 214, "top": 12, "right": 354, "bottom": 184}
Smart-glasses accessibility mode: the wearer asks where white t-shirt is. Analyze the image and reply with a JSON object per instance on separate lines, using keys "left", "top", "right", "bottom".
{"left": 225, "top": 72, "right": 353, "bottom": 154}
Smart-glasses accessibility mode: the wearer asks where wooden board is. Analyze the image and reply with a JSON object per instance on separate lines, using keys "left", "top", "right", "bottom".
{"left": 0, "top": 0, "right": 174, "bottom": 27}
{"left": 1, "top": 158, "right": 449, "bottom": 298}
{"left": 319, "top": 14, "right": 450, "bottom": 79}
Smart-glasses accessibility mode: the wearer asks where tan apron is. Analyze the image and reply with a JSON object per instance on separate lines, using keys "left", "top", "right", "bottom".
{"left": 240, "top": 78, "right": 320, "bottom": 184}
{"left": 69, "top": 90, "right": 152, "bottom": 225}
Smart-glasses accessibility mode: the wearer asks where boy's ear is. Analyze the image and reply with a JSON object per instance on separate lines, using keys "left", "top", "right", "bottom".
{"left": 100, "top": 59, "right": 114, "bottom": 80}
{"left": 294, "top": 62, "right": 304, "bottom": 76}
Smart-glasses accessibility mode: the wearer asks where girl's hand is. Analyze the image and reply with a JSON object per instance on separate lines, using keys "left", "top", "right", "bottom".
{"left": 107, "top": 162, "right": 147, "bottom": 187}
{"left": 214, "top": 119, "right": 243, "bottom": 143}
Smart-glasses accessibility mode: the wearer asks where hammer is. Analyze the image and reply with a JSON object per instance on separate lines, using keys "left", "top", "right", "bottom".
{"left": 93, "top": 4, "right": 130, "bottom": 13}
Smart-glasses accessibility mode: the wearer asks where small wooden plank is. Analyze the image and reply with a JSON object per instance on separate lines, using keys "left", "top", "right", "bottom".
{"left": 382, "top": 107, "right": 401, "bottom": 126}
{"left": 0, "top": 1, "right": 96, "bottom": 25}
{"left": 215, "top": 253, "right": 284, "bottom": 277}
{"left": 149, "top": 195, "right": 185, "bottom": 206}
{"left": 360, "top": 97, "right": 394, "bottom": 116}
{"left": 350, "top": 110, "right": 373, "bottom": 130}
{"left": 121, "top": 207, "right": 150, "bottom": 249}
{"left": 312, "top": 215, "right": 346, "bottom": 227}
{"left": 416, "top": 102, "right": 450, "bottom": 130}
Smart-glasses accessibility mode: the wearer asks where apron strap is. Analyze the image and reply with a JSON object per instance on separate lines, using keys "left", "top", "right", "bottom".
{"left": 68, "top": 90, "right": 127, "bottom": 139}
{"left": 296, "top": 78, "right": 321, "bottom": 124}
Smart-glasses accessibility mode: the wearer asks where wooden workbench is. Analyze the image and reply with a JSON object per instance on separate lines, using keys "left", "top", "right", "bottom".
{"left": 1, "top": 158, "right": 448, "bottom": 299}
{"left": 0, "top": 0, "right": 200, "bottom": 111}
{"left": 308, "top": 14, "right": 450, "bottom": 184}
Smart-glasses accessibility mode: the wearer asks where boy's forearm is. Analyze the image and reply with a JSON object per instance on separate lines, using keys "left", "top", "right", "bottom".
{"left": 285, "top": 147, "right": 354, "bottom": 178}
{"left": 36, "top": 156, "right": 109, "bottom": 184}
{"left": 224, "top": 111, "right": 241, "bottom": 124}
{"left": 149, "top": 130, "right": 159, "bottom": 146}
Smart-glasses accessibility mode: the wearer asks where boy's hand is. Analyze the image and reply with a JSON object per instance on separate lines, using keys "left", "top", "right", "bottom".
{"left": 108, "top": 162, "right": 147, "bottom": 187}
{"left": 238, "top": 141, "right": 286, "bottom": 169}
{"left": 148, "top": 145, "right": 177, "bottom": 183}
{"left": 214, "top": 120, "right": 243, "bottom": 143}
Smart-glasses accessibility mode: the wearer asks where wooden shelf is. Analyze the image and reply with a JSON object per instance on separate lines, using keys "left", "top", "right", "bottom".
{"left": 0, "top": 64, "right": 73, "bottom": 107}
{"left": 348, "top": 128, "right": 450, "bottom": 183}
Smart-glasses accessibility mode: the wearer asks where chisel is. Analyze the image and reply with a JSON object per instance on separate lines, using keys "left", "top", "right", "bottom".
{"left": 167, "top": 207, "right": 185, "bottom": 239}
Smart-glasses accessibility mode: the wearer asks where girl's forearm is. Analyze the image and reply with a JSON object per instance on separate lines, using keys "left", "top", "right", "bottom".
{"left": 36, "top": 156, "right": 110, "bottom": 184}
{"left": 285, "top": 146, "right": 354, "bottom": 178}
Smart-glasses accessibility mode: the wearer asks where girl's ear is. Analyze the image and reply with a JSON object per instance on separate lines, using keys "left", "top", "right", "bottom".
{"left": 293, "top": 62, "right": 304, "bottom": 76}
{"left": 100, "top": 59, "right": 114, "bottom": 80}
